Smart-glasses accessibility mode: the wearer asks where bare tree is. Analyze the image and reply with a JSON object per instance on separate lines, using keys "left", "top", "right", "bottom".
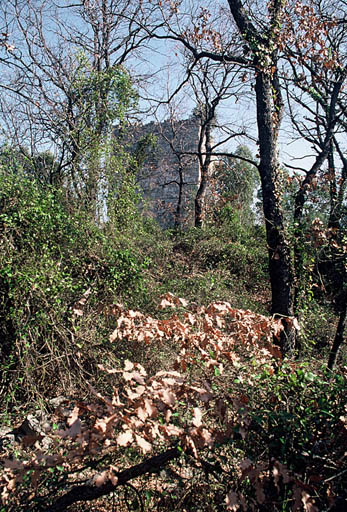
{"left": 0, "top": 0, "right": 151, "bottom": 213}
{"left": 281, "top": 0, "right": 346, "bottom": 361}
{"left": 132, "top": 53, "right": 247, "bottom": 229}
{"left": 127, "top": 112, "right": 201, "bottom": 228}
{"left": 140, "top": 0, "right": 347, "bottom": 355}
{"left": 188, "top": 59, "right": 245, "bottom": 227}
{"left": 153, "top": 109, "right": 198, "bottom": 229}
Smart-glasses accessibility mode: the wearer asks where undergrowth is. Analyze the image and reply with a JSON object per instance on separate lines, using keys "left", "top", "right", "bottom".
{"left": 0, "top": 170, "right": 345, "bottom": 512}
{"left": 0, "top": 171, "right": 273, "bottom": 409}
{"left": 0, "top": 296, "right": 345, "bottom": 511}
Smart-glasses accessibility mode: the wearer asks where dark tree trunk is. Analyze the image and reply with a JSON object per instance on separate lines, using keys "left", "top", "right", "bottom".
{"left": 194, "top": 172, "right": 208, "bottom": 228}
{"left": 225, "top": 0, "right": 296, "bottom": 356}
{"left": 174, "top": 163, "right": 184, "bottom": 229}
{"left": 328, "top": 300, "right": 346, "bottom": 371}
{"left": 255, "top": 70, "right": 296, "bottom": 355}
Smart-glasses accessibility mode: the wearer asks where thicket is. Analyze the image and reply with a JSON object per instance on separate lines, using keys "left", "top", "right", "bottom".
{"left": 0, "top": 0, "right": 346, "bottom": 509}
{"left": 0, "top": 168, "right": 150, "bottom": 405}
{"left": 0, "top": 158, "right": 272, "bottom": 405}
{"left": 0, "top": 296, "right": 345, "bottom": 511}
{"left": 0, "top": 154, "right": 345, "bottom": 511}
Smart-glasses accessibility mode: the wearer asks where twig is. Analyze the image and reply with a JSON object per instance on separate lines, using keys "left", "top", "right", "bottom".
{"left": 44, "top": 446, "right": 181, "bottom": 512}
{"left": 323, "top": 468, "right": 347, "bottom": 483}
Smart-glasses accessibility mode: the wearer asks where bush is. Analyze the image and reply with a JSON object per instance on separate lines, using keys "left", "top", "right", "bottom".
{"left": 228, "top": 363, "right": 347, "bottom": 510}
{"left": 1, "top": 298, "right": 345, "bottom": 511}
{"left": 0, "top": 170, "right": 149, "bottom": 406}
{"left": 163, "top": 222, "right": 269, "bottom": 312}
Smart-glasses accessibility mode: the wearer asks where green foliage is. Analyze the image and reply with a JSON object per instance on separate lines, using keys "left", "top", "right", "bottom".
{"left": 143, "top": 222, "right": 269, "bottom": 313}
{"left": 251, "top": 364, "right": 346, "bottom": 467}
{"left": 105, "top": 150, "right": 142, "bottom": 230}
{"left": 214, "top": 145, "right": 259, "bottom": 227}
{"left": 0, "top": 167, "right": 149, "bottom": 402}
{"left": 218, "top": 362, "right": 347, "bottom": 510}
{"left": 71, "top": 52, "right": 137, "bottom": 131}
{"left": 282, "top": 169, "right": 345, "bottom": 354}
{"left": 61, "top": 53, "right": 140, "bottom": 223}
{"left": 107, "top": 133, "right": 157, "bottom": 230}
{"left": 0, "top": 145, "right": 61, "bottom": 186}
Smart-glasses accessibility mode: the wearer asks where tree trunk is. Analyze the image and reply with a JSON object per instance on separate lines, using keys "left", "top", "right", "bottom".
{"left": 195, "top": 117, "right": 213, "bottom": 228}
{"left": 328, "top": 300, "right": 346, "bottom": 371}
{"left": 225, "top": 0, "right": 296, "bottom": 356}
{"left": 174, "top": 163, "right": 184, "bottom": 230}
{"left": 255, "top": 70, "right": 296, "bottom": 355}
{"left": 194, "top": 174, "right": 208, "bottom": 228}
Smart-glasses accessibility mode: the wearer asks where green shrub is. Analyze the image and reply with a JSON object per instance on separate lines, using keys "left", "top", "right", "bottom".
{"left": 218, "top": 362, "right": 347, "bottom": 510}
{"left": 162, "top": 222, "right": 269, "bottom": 311}
{"left": 0, "top": 170, "right": 149, "bottom": 405}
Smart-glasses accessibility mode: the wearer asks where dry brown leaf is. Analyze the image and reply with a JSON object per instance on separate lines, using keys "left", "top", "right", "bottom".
{"left": 124, "top": 360, "right": 134, "bottom": 371}
{"left": 192, "top": 407, "right": 203, "bottom": 428}
{"left": 126, "top": 385, "right": 146, "bottom": 400}
{"left": 161, "top": 389, "right": 176, "bottom": 406}
{"left": 97, "top": 364, "right": 118, "bottom": 374}
{"left": 302, "top": 491, "right": 319, "bottom": 512}
{"left": 94, "top": 413, "right": 118, "bottom": 434}
{"left": 159, "top": 298, "right": 175, "bottom": 309}
{"left": 67, "top": 406, "right": 80, "bottom": 426}
{"left": 135, "top": 434, "right": 152, "bottom": 454}
{"left": 136, "top": 406, "right": 148, "bottom": 422}
{"left": 109, "top": 329, "right": 118, "bottom": 342}
{"left": 185, "top": 312, "right": 196, "bottom": 325}
{"left": 123, "top": 371, "right": 146, "bottom": 385}
{"left": 117, "top": 430, "right": 133, "bottom": 447}
{"left": 162, "top": 424, "right": 184, "bottom": 437}
{"left": 225, "top": 491, "right": 239, "bottom": 511}
{"left": 109, "top": 466, "right": 119, "bottom": 485}
{"left": 94, "top": 470, "right": 109, "bottom": 487}
{"left": 144, "top": 399, "right": 158, "bottom": 418}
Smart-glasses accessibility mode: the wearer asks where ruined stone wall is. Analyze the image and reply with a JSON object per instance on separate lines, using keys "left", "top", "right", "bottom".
{"left": 121, "top": 117, "right": 202, "bottom": 227}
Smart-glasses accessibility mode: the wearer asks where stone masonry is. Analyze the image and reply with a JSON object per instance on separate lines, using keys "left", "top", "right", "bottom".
{"left": 121, "top": 116, "right": 203, "bottom": 227}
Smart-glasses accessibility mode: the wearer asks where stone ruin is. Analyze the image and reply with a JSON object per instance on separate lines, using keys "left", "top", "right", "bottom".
{"left": 119, "top": 116, "right": 206, "bottom": 227}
